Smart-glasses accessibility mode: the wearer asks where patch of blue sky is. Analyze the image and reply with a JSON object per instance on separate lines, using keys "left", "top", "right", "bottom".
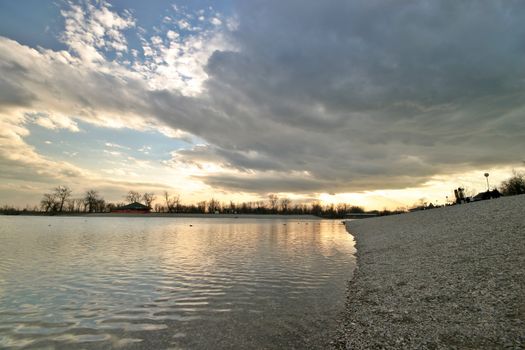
{"left": 24, "top": 120, "right": 195, "bottom": 168}
{"left": 110, "top": 0, "right": 233, "bottom": 26}
{"left": 0, "top": 0, "right": 66, "bottom": 51}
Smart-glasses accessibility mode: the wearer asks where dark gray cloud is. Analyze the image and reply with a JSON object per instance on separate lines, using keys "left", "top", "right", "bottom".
{"left": 168, "top": 0, "right": 525, "bottom": 192}
{"left": 0, "top": 72, "right": 36, "bottom": 110}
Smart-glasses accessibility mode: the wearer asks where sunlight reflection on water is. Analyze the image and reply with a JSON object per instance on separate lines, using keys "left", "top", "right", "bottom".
{"left": 0, "top": 217, "right": 355, "bottom": 349}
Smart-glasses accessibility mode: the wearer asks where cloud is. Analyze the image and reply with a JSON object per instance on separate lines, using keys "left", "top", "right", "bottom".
{"left": 171, "top": 0, "right": 525, "bottom": 193}
{"left": 133, "top": 8, "right": 235, "bottom": 95}
{"left": 29, "top": 112, "right": 80, "bottom": 132}
{"left": 1, "top": 0, "right": 524, "bottom": 202}
{"left": 104, "top": 142, "right": 130, "bottom": 150}
{"left": 60, "top": 0, "right": 135, "bottom": 63}
{"left": 138, "top": 145, "right": 151, "bottom": 154}
{"left": 103, "top": 149, "right": 122, "bottom": 157}
{"left": 210, "top": 17, "right": 222, "bottom": 26}
{"left": 0, "top": 110, "right": 88, "bottom": 184}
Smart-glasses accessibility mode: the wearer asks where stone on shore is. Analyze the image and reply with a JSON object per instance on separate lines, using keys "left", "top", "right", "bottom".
{"left": 333, "top": 195, "right": 525, "bottom": 349}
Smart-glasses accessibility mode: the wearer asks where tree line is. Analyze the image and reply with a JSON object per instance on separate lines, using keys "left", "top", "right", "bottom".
{"left": 3, "top": 187, "right": 370, "bottom": 218}
{"left": 499, "top": 171, "right": 525, "bottom": 196}
{"left": 157, "top": 192, "right": 372, "bottom": 218}
{"left": 38, "top": 188, "right": 158, "bottom": 214}
{"left": 1, "top": 171, "right": 523, "bottom": 216}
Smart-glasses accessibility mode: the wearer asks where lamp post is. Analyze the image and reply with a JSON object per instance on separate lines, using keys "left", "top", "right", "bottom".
{"left": 484, "top": 173, "right": 490, "bottom": 191}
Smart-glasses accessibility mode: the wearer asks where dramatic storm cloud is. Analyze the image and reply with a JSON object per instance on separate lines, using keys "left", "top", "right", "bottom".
{"left": 0, "top": 0, "right": 524, "bottom": 207}
{"left": 164, "top": 0, "right": 525, "bottom": 192}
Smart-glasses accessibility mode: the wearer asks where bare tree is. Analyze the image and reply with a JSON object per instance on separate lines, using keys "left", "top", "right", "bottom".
{"left": 280, "top": 198, "right": 291, "bottom": 213}
{"left": 65, "top": 198, "right": 76, "bottom": 212}
{"left": 40, "top": 193, "right": 57, "bottom": 212}
{"left": 268, "top": 194, "right": 279, "bottom": 213}
{"left": 228, "top": 201, "right": 236, "bottom": 214}
{"left": 349, "top": 205, "right": 364, "bottom": 213}
{"left": 164, "top": 191, "right": 173, "bottom": 212}
{"left": 164, "top": 191, "right": 180, "bottom": 212}
{"left": 53, "top": 186, "right": 72, "bottom": 212}
{"left": 336, "top": 203, "right": 348, "bottom": 216}
{"left": 310, "top": 202, "right": 322, "bottom": 216}
{"left": 414, "top": 198, "right": 428, "bottom": 209}
{"left": 75, "top": 198, "right": 85, "bottom": 212}
{"left": 142, "top": 192, "right": 156, "bottom": 208}
{"left": 84, "top": 190, "right": 101, "bottom": 213}
{"left": 105, "top": 202, "right": 116, "bottom": 212}
{"left": 95, "top": 198, "right": 106, "bottom": 213}
{"left": 207, "top": 198, "right": 221, "bottom": 213}
{"left": 197, "top": 201, "right": 207, "bottom": 213}
{"left": 255, "top": 201, "right": 266, "bottom": 213}
{"left": 500, "top": 171, "right": 525, "bottom": 196}
{"left": 125, "top": 191, "right": 142, "bottom": 203}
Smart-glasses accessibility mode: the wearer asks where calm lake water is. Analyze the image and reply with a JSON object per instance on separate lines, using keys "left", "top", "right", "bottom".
{"left": 0, "top": 216, "right": 355, "bottom": 349}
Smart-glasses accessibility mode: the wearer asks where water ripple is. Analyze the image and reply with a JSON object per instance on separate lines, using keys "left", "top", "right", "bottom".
{"left": 0, "top": 217, "right": 355, "bottom": 349}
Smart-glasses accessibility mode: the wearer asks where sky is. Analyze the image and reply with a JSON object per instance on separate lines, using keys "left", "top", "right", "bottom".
{"left": 0, "top": 0, "right": 524, "bottom": 210}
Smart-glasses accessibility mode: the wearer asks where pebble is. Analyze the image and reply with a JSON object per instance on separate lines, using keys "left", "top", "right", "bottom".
{"left": 332, "top": 195, "right": 525, "bottom": 349}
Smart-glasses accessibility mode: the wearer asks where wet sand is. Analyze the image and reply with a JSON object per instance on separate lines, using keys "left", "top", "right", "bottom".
{"left": 334, "top": 195, "right": 525, "bottom": 349}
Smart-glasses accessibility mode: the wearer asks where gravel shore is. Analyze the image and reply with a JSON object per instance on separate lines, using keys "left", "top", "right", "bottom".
{"left": 333, "top": 195, "right": 525, "bottom": 349}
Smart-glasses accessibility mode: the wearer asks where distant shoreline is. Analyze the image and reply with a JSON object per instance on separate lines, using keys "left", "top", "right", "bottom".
{"left": 1, "top": 212, "right": 322, "bottom": 220}
{"left": 333, "top": 194, "right": 525, "bottom": 348}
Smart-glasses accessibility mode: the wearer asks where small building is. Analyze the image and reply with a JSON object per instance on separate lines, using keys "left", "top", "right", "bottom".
{"left": 472, "top": 189, "right": 501, "bottom": 202}
{"left": 112, "top": 202, "right": 150, "bottom": 214}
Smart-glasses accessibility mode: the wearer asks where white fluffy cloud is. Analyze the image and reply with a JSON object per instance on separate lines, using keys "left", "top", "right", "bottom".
{"left": 60, "top": 0, "right": 135, "bottom": 63}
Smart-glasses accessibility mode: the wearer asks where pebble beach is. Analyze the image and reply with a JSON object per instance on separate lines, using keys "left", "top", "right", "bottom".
{"left": 334, "top": 195, "right": 525, "bottom": 349}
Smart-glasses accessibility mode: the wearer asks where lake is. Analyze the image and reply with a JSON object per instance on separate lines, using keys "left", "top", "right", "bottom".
{"left": 0, "top": 216, "right": 355, "bottom": 349}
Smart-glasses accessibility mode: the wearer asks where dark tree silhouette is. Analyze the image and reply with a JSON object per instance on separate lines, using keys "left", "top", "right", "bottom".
{"left": 54, "top": 186, "right": 72, "bottom": 212}
{"left": 268, "top": 194, "right": 279, "bottom": 213}
{"left": 207, "top": 198, "right": 220, "bottom": 213}
{"left": 164, "top": 191, "right": 180, "bottom": 212}
{"left": 84, "top": 190, "right": 101, "bottom": 213}
{"left": 197, "top": 201, "right": 207, "bottom": 213}
{"left": 142, "top": 192, "right": 156, "bottom": 208}
{"left": 500, "top": 171, "right": 525, "bottom": 196}
{"left": 280, "top": 198, "right": 291, "bottom": 213}
{"left": 29, "top": 186, "right": 390, "bottom": 218}
{"left": 349, "top": 205, "right": 365, "bottom": 213}
{"left": 125, "top": 191, "right": 142, "bottom": 203}
{"left": 40, "top": 193, "right": 57, "bottom": 212}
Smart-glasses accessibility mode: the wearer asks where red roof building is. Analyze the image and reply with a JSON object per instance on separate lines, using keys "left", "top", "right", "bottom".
{"left": 111, "top": 202, "right": 150, "bottom": 214}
